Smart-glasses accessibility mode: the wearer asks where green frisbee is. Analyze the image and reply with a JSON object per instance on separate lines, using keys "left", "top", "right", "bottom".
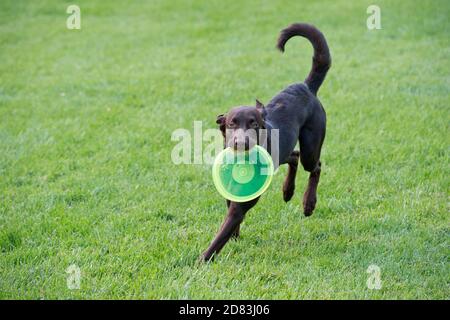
{"left": 212, "top": 145, "right": 274, "bottom": 202}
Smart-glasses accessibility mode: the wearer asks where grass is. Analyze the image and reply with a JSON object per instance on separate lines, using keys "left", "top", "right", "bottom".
{"left": 0, "top": 0, "right": 449, "bottom": 299}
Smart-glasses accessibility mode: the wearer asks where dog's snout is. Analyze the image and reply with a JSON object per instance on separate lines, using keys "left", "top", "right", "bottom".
{"left": 233, "top": 136, "right": 252, "bottom": 151}
{"left": 233, "top": 136, "right": 244, "bottom": 146}
{"left": 226, "top": 128, "right": 257, "bottom": 151}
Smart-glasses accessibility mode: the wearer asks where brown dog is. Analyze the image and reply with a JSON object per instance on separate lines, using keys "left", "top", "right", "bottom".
{"left": 202, "top": 23, "right": 331, "bottom": 261}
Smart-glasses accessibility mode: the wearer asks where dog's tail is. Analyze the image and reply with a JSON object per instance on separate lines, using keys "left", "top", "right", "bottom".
{"left": 277, "top": 23, "right": 331, "bottom": 95}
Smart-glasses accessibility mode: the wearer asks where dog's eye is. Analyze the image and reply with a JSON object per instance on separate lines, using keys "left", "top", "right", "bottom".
{"left": 227, "top": 120, "right": 237, "bottom": 128}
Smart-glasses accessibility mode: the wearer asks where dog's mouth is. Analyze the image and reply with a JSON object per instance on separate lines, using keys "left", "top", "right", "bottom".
{"left": 233, "top": 147, "right": 250, "bottom": 153}
{"left": 230, "top": 138, "right": 257, "bottom": 152}
{"left": 232, "top": 143, "right": 251, "bottom": 152}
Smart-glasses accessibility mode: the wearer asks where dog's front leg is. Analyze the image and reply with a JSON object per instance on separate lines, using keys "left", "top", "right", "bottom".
{"left": 202, "top": 198, "right": 259, "bottom": 261}
{"left": 226, "top": 200, "right": 240, "bottom": 239}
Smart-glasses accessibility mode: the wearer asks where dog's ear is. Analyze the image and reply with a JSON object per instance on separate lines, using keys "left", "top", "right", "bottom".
{"left": 256, "top": 99, "right": 267, "bottom": 118}
{"left": 256, "top": 99, "right": 265, "bottom": 109}
{"left": 216, "top": 114, "right": 226, "bottom": 134}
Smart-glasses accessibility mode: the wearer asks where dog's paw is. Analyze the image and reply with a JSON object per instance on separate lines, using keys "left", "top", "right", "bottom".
{"left": 303, "top": 203, "right": 315, "bottom": 216}
{"left": 198, "top": 252, "right": 214, "bottom": 264}
{"left": 303, "top": 194, "right": 317, "bottom": 216}
{"left": 283, "top": 185, "right": 295, "bottom": 202}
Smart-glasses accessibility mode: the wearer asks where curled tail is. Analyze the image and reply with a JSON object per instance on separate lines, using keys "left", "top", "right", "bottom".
{"left": 277, "top": 23, "right": 331, "bottom": 95}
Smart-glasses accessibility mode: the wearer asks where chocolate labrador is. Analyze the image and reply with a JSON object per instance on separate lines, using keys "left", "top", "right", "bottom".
{"left": 202, "top": 23, "right": 331, "bottom": 261}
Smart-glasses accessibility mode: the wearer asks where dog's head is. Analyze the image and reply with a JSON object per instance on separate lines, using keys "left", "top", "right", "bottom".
{"left": 216, "top": 99, "right": 267, "bottom": 151}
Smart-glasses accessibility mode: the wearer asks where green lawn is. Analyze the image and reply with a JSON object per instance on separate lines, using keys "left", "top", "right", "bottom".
{"left": 0, "top": 0, "right": 449, "bottom": 299}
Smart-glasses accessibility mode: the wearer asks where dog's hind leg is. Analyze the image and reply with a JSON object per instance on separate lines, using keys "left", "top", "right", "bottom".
{"left": 299, "top": 117, "right": 325, "bottom": 216}
{"left": 302, "top": 162, "right": 321, "bottom": 216}
{"left": 283, "top": 151, "right": 300, "bottom": 202}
